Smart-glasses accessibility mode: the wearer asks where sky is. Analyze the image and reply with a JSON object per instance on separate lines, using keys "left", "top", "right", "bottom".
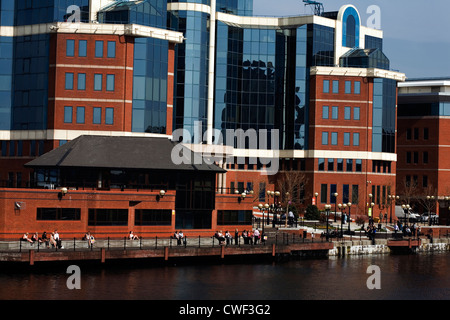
{"left": 252, "top": 0, "right": 450, "bottom": 79}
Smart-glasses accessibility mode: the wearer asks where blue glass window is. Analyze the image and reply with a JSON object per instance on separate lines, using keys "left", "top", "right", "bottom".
{"left": 323, "top": 80, "right": 330, "bottom": 93}
{"left": 346, "top": 159, "right": 353, "bottom": 172}
{"left": 95, "top": 41, "right": 103, "bottom": 57}
{"left": 322, "top": 132, "right": 328, "bottom": 145}
{"left": 345, "top": 81, "right": 351, "bottom": 94}
{"left": 355, "top": 159, "right": 362, "bottom": 172}
{"left": 76, "top": 107, "right": 85, "bottom": 124}
{"left": 344, "top": 106, "right": 351, "bottom": 120}
{"left": 64, "top": 106, "right": 72, "bottom": 123}
{"left": 107, "top": 41, "right": 116, "bottom": 58}
{"left": 318, "top": 158, "right": 325, "bottom": 171}
{"left": 106, "top": 74, "right": 115, "bottom": 91}
{"left": 322, "top": 106, "right": 329, "bottom": 119}
{"left": 330, "top": 184, "right": 337, "bottom": 204}
{"left": 65, "top": 73, "right": 74, "bottom": 90}
{"left": 354, "top": 81, "right": 361, "bottom": 94}
{"left": 105, "top": 108, "right": 114, "bottom": 125}
{"left": 94, "top": 74, "right": 102, "bottom": 91}
{"left": 338, "top": 159, "right": 344, "bottom": 172}
{"left": 328, "top": 159, "right": 334, "bottom": 171}
{"left": 353, "top": 107, "right": 360, "bottom": 120}
{"left": 93, "top": 107, "right": 101, "bottom": 124}
{"left": 77, "top": 73, "right": 86, "bottom": 90}
{"left": 331, "top": 132, "right": 338, "bottom": 145}
{"left": 332, "top": 80, "right": 339, "bottom": 93}
{"left": 353, "top": 133, "right": 360, "bottom": 146}
{"left": 66, "top": 40, "right": 75, "bottom": 57}
{"left": 344, "top": 132, "right": 350, "bottom": 146}
{"left": 332, "top": 106, "right": 338, "bottom": 119}
{"left": 79, "top": 40, "right": 87, "bottom": 57}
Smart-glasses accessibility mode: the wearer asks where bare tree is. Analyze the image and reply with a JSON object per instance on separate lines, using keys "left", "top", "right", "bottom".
{"left": 274, "top": 170, "right": 309, "bottom": 212}
{"left": 416, "top": 184, "right": 438, "bottom": 213}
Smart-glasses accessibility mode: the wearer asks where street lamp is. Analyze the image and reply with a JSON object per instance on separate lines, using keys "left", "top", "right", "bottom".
{"left": 285, "top": 192, "right": 290, "bottom": 228}
{"left": 258, "top": 203, "right": 264, "bottom": 232}
{"left": 333, "top": 192, "right": 338, "bottom": 222}
{"left": 426, "top": 195, "right": 435, "bottom": 226}
{"left": 347, "top": 202, "right": 352, "bottom": 234}
{"left": 314, "top": 192, "right": 319, "bottom": 206}
{"left": 325, "top": 204, "right": 331, "bottom": 241}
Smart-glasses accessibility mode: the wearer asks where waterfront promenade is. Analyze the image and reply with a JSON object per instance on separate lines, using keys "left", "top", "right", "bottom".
{"left": 1, "top": 221, "right": 450, "bottom": 266}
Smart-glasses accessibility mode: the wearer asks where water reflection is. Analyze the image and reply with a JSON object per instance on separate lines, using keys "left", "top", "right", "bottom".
{"left": 1, "top": 253, "right": 449, "bottom": 300}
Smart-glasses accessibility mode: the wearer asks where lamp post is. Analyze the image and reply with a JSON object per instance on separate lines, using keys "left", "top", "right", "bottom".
{"left": 333, "top": 192, "right": 338, "bottom": 222}
{"left": 258, "top": 203, "right": 264, "bottom": 232}
{"left": 426, "top": 195, "right": 435, "bottom": 226}
{"left": 314, "top": 192, "right": 319, "bottom": 206}
{"left": 285, "top": 192, "right": 290, "bottom": 229}
{"left": 347, "top": 202, "right": 352, "bottom": 234}
{"left": 325, "top": 204, "right": 331, "bottom": 241}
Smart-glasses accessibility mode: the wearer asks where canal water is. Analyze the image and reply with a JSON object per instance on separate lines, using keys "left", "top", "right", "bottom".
{"left": 1, "top": 252, "right": 449, "bottom": 302}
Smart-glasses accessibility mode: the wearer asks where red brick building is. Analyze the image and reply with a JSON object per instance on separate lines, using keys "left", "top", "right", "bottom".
{"left": 397, "top": 78, "right": 450, "bottom": 225}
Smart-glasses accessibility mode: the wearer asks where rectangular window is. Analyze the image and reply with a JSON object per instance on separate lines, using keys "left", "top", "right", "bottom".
{"left": 343, "top": 184, "right": 349, "bottom": 203}
{"left": 355, "top": 159, "right": 362, "bottom": 172}
{"left": 345, "top": 81, "right": 351, "bottom": 94}
{"left": 93, "top": 107, "right": 102, "bottom": 124}
{"left": 346, "top": 159, "right": 353, "bottom": 172}
{"left": 423, "top": 151, "right": 429, "bottom": 164}
{"left": 107, "top": 41, "right": 116, "bottom": 58}
{"left": 106, "top": 74, "right": 115, "bottom": 91}
{"left": 353, "top": 133, "right": 360, "bottom": 146}
{"left": 337, "top": 159, "right": 343, "bottom": 172}
{"left": 88, "top": 208, "right": 128, "bottom": 226}
{"left": 217, "top": 210, "right": 252, "bottom": 226}
{"left": 344, "top": 106, "right": 351, "bottom": 120}
{"left": 423, "top": 175, "right": 428, "bottom": 188}
{"left": 64, "top": 106, "right": 72, "bottom": 123}
{"left": 332, "top": 80, "right": 339, "bottom": 93}
{"left": 322, "top": 106, "right": 329, "bottom": 119}
{"left": 66, "top": 39, "right": 75, "bottom": 57}
{"left": 406, "top": 152, "right": 411, "bottom": 164}
{"left": 95, "top": 40, "right": 103, "bottom": 57}
{"left": 94, "top": 74, "right": 102, "bottom": 91}
{"left": 354, "top": 81, "right": 361, "bottom": 94}
{"left": 331, "top": 132, "right": 338, "bottom": 145}
{"left": 414, "top": 128, "right": 419, "bottom": 140}
{"left": 79, "top": 40, "right": 87, "bottom": 57}
{"left": 318, "top": 158, "right": 325, "bottom": 171}
{"left": 353, "top": 107, "right": 360, "bottom": 120}
{"left": 352, "top": 185, "right": 359, "bottom": 204}
{"left": 135, "top": 209, "right": 172, "bottom": 226}
{"left": 406, "top": 128, "right": 411, "bottom": 140}
{"left": 323, "top": 80, "right": 330, "bottom": 93}
{"left": 331, "top": 106, "right": 338, "bottom": 119}
{"left": 65, "top": 72, "right": 74, "bottom": 90}
{"left": 322, "top": 132, "right": 329, "bottom": 145}
{"left": 423, "top": 128, "right": 429, "bottom": 140}
{"left": 320, "top": 184, "right": 327, "bottom": 204}
{"left": 77, "top": 73, "right": 86, "bottom": 90}
{"left": 328, "top": 158, "right": 334, "bottom": 171}
{"left": 105, "top": 108, "right": 114, "bottom": 125}
{"left": 344, "top": 132, "right": 350, "bottom": 146}
{"left": 330, "top": 184, "right": 337, "bottom": 204}
{"left": 413, "top": 151, "right": 419, "bottom": 164}
{"left": 37, "top": 208, "right": 81, "bottom": 221}
{"left": 76, "top": 107, "right": 85, "bottom": 124}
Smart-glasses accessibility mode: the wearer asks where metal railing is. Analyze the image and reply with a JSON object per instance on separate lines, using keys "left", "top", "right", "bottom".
{"left": 2, "top": 232, "right": 334, "bottom": 253}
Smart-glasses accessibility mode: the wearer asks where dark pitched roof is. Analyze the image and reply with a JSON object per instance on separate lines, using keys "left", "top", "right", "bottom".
{"left": 25, "top": 135, "right": 226, "bottom": 173}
